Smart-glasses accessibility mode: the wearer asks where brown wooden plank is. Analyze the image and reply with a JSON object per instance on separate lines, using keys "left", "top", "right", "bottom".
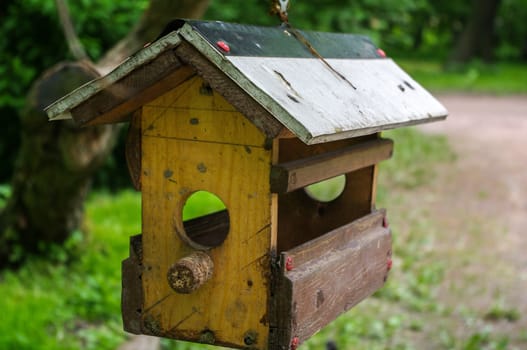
{"left": 182, "top": 209, "right": 230, "bottom": 248}
{"left": 289, "top": 225, "right": 391, "bottom": 344}
{"left": 272, "top": 212, "right": 392, "bottom": 346}
{"left": 71, "top": 51, "right": 196, "bottom": 126}
{"left": 370, "top": 133, "right": 382, "bottom": 210}
{"left": 174, "top": 41, "right": 284, "bottom": 139}
{"left": 122, "top": 234, "right": 144, "bottom": 334}
{"left": 284, "top": 209, "right": 385, "bottom": 268}
{"left": 140, "top": 86, "right": 273, "bottom": 348}
{"left": 271, "top": 138, "right": 393, "bottom": 194}
{"left": 276, "top": 136, "right": 377, "bottom": 253}
{"left": 125, "top": 110, "right": 142, "bottom": 191}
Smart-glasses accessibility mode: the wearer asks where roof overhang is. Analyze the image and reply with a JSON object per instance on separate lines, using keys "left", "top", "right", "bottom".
{"left": 45, "top": 20, "right": 448, "bottom": 145}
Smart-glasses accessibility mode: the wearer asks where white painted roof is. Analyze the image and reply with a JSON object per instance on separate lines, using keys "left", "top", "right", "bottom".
{"left": 227, "top": 56, "right": 446, "bottom": 143}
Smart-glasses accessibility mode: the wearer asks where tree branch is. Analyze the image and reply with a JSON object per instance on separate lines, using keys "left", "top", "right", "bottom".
{"left": 54, "top": 0, "right": 88, "bottom": 61}
{"left": 96, "top": 0, "right": 210, "bottom": 74}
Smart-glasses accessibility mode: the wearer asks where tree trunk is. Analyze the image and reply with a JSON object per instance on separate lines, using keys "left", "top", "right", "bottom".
{"left": 449, "top": 0, "right": 502, "bottom": 64}
{"left": 0, "top": 0, "right": 210, "bottom": 267}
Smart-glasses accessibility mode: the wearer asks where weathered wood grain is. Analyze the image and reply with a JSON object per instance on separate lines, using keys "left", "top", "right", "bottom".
{"left": 174, "top": 41, "right": 284, "bottom": 139}
{"left": 140, "top": 76, "right": 274, "bottom": 348}
{"left": 276, "top": 136, "right": 377, "bottom": 252}
{"left": 284, "top": 209, "right": 386, "bottom": 268}
{"left": 370, "top": 136, "right": 381, "bottom": 211}
{"left": 141, "top": 77, "right": 268, "bottom": 147}
{"left": 167, "top": 252, "right": 214, "bottom": 294}
{"left": 181, "top": 209, "right": 230, "bottom": 248}
{"left": 122, "top": 234, "right": 144, "bottom": 334}
{"left": 45, "top": 32, "right": 183, "bottom": 121}
{"left": 272, "top": 210, "right": 392, "bottom": 347}
{"left": 72, "top": 54, "right": 196, "bottom": 126}
{"left": 47, "top": 22, "right": 447, "bottom": 145}
{"left": 125, "top": 110, "right": 142, "bottom": 191}
{"left": 271, "top": 138, "right": 393, "bottom": 193}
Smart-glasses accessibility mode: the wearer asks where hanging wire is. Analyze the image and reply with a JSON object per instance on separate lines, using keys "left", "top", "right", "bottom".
{"left": 268, "top": 0, "right": 356, "bottom": 89}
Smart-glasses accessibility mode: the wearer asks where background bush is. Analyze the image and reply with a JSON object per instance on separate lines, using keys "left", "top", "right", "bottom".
{"left": 1, "top": 0, "right": 526, "bottom": 187}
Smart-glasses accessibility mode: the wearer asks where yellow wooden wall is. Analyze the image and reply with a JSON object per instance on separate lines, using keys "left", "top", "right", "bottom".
{"left": 140, "top": 76, "right": 273, "bottom": 348}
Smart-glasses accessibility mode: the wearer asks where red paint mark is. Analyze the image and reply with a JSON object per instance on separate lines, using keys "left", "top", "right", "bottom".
{"left": 291, "top": 337, "right": 300, "bottom": 350}
{"left": 216, "top": 41, "right": 230, "bottom": 53}
{"left": 382, "top": 216, "right": 389, "bottom": 228}
{"left": 387, "top": 258, "right": 393, "bottom": 271}
{"left": 285, "top": 257, "right": 294, "bottom": 271}
{"left": 377, "top": 48, "right": 387, "bottom": 58}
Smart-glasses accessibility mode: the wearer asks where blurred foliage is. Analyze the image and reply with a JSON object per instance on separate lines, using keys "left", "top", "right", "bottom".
{"left": 1, "top": 0, "right": 526, "bottom": 187}
{"left": 0, "top": 0, "right": 147, "bottom": 184}
{"left": 0, "top": 190, "right": 140, "bottom": 350}
{"left": 206, "top": 0, "right": 527, "bottom": 61}
{"left": 304, "top": 175, "right": 346, "bottom": 203}
{"left": 182, "top": 190, "right": 227, "bottom": 221}
{"left": 496, "top": 0, "right": 527, "bottom": 61}
{"left": 399, "top": 59, "right": 527, "bottom": 94}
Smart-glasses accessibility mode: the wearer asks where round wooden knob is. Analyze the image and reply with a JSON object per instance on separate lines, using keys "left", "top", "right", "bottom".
{"left": 167, "top": 252, "right": 214, "bottom": 293}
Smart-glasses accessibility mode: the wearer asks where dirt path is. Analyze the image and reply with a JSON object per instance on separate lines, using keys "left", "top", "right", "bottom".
{"left": 416, "top": 95, "right": 527, "bottom": 347}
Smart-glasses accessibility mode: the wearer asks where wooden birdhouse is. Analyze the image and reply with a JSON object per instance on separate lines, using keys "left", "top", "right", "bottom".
{"left": 46, "top": 20, "right": 447, "bottom": 349}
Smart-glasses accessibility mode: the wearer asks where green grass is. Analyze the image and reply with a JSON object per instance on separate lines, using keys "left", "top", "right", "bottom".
{"left": 0, "top": 191, "right": 140, "bottom": 350}
{"left": 397, "top": 60, "right": 527, "bottom": 94}
{"left": 377, "top": 127, "right": 455, "bottom": 202}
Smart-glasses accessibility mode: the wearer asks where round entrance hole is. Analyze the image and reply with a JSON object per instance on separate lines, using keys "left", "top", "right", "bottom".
{"left": 304, "top": 175, "right": 346, "bottom": 203}
{"left": 180, "top": 191, "right": 230, "bottom": 249}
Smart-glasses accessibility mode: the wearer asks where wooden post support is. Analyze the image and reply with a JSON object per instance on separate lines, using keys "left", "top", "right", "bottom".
{"left": 167, "top": 252, "right": 214, "bottom": 294}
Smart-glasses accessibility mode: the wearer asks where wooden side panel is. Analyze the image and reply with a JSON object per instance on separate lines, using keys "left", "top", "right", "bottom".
{"left": 273, "top": 211, "right": 392, "bottom": 347}
{"left": 276, "top": 135, "right": 378, "bottom": 252}
{"left": 140, "top": 76, "right": 273, "bottom": 349}
{"left": 142, "top": 77, "right": 265, "bottom": 147}
{"left": 271, "top": 138, "right": 393, "bottom": 193}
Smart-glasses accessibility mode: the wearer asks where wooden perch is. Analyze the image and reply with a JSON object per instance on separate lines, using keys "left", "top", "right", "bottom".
{"left": 167, "top": 252, "right": 214, "bottom": 294}
{"left": 270, "top": 138, "right": 393, "bottom": 193}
